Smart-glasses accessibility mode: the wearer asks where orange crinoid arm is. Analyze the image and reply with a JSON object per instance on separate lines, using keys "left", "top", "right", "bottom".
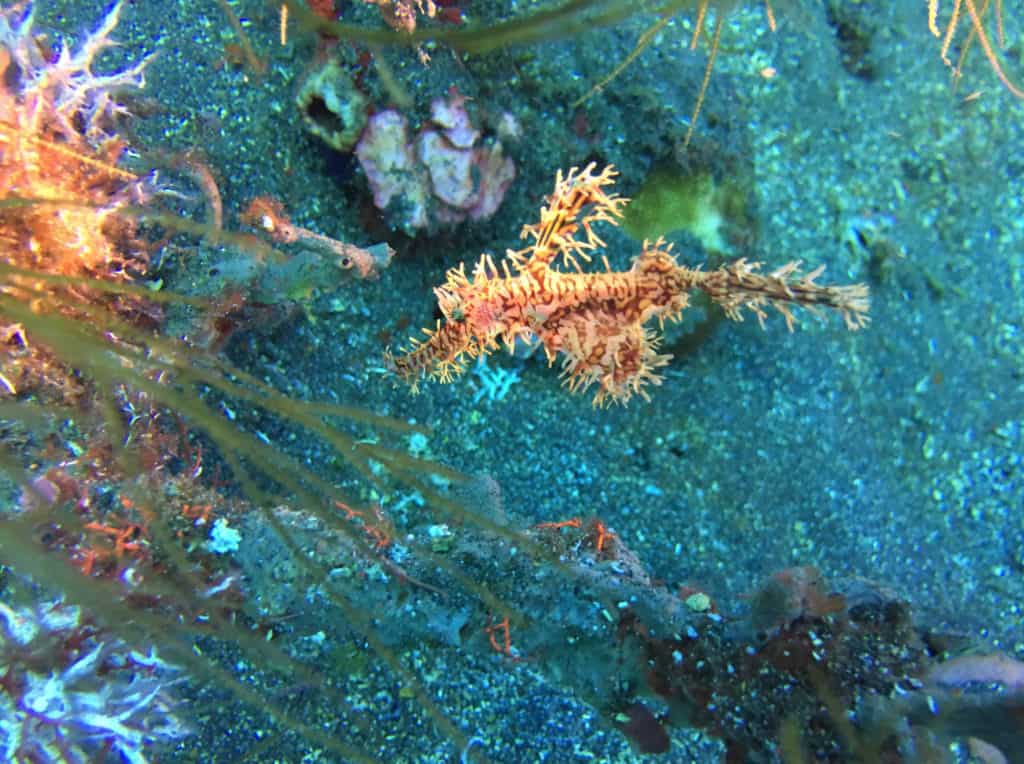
{"left": 387, "top": 165, "right": 869, "bottom": 406}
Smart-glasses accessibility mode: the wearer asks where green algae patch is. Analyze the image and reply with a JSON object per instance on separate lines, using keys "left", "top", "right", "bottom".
{"left": 621, "top": 165, "right": 743, "bottom": 254}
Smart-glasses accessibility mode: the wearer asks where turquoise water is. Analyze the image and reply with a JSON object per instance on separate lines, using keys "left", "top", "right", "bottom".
{"left": 2, "top": 1, "right": 1022, "bottom": 762}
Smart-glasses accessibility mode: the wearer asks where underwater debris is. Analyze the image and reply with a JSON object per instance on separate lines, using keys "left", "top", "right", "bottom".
{"left": 620, "top": 162, "right": 749, "bottom": 255}
{"left": 366, "top": 0, "right": 438, "bottom": 35}
{"left": 296, "top": 59, "right": 370, "bottom": 153}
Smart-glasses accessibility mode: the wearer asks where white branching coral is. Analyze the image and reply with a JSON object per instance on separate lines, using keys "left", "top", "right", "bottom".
{"left": 0, "top": 0, "right": 153, "bottom": 283}
{"left": 0, "top": 599, "right": 189, "bottom": 764}
{"left": 0, "top": 1, "right": 150, "bottom": 138}
{"left": 0, "top": 1, "right": 158, "bottom": 396}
